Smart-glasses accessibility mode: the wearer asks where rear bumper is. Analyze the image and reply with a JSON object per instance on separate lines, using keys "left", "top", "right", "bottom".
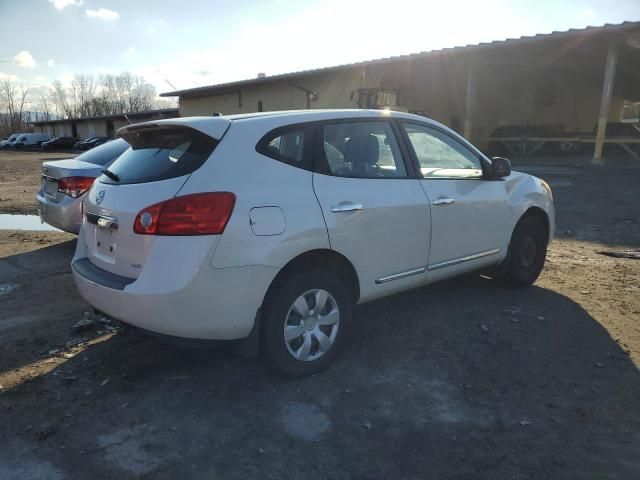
{"left": 36, "top": 190, "right": 82, "bottom": 234}
{"left": 71, "top": 239, "right": 278, "bottom": 340}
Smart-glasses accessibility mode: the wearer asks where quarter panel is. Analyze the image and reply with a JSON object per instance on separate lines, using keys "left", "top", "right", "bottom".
{"left": 176, "top": 121, "right": 330, "bottom": 269}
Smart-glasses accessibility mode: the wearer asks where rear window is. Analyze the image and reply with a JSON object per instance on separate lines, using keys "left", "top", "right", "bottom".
{"left": 75, "top": 138, "right": 129, "bottom": 167}
{"left": 99, "top": 126, "right": 217, "bottom": 185}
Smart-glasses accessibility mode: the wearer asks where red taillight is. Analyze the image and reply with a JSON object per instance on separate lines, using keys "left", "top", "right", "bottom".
{"left": 134, "top": 192, "right": 236, "bottom": 236}
{"left": 58, "top": 176, "right": 95, "bottom": 198}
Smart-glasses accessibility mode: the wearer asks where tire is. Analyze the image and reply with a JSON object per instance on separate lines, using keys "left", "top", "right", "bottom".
{"left": 262, "top": 269, "right": 352, "bottom": 378}
{"left": 498, "top": 216, "right": 548, "bottom": 288}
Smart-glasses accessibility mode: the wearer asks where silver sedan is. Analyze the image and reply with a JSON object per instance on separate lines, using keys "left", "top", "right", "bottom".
{"left": 36, "top": 138, "right": 129, "bottom": 233}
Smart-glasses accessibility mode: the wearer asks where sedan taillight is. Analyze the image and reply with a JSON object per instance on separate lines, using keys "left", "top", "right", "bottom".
{"left": 58, "top": 176, "right": 95, "bottom": 198}
{"left": 134, "top": 192, "right": 236, "bottom": 236}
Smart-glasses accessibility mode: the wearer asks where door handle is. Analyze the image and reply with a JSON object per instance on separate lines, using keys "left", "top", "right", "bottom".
{"left": 433, "top": 198, "right": 455, "bottom": 206}
{"left": 331, "top": 201, "right": 363, "bottom": 213}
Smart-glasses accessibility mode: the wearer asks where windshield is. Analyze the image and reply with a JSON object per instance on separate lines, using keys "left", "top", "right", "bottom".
{"left": 100, "top": 126, "right": 217, "bottom": 185}
{"left": 75, "top": 138, "right": 129, "bottom": 167}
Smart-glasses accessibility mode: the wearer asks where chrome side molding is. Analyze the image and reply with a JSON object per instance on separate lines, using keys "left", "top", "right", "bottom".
{"left": 427, "top": 248, "right": 500, "bottom": 271}
{"left": 375, "top": 266, "right": 426, "bottom": 284}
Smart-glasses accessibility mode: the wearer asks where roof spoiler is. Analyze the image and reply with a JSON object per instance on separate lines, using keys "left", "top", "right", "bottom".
{"left": 117, "top": 117, "right": 231, "bottom": 140}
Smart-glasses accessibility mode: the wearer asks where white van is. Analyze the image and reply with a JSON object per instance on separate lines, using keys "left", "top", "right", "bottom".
{"left": 14, "top": 133, "right": 50, "bottom": 148}
{"left": 0, "top": 133, "right": 25, "bottom": 149}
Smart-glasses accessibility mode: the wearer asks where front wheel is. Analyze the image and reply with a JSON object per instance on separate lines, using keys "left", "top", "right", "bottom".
{"left": 262, "top": 269, "right": 352, "bottom": 378}
{"left": 497, "top": 216, "right": 548, "bottom": 288}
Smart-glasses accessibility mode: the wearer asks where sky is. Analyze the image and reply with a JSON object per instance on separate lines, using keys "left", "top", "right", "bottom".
{"left": 0, "top": 0, "right": 639, "bottom": 104}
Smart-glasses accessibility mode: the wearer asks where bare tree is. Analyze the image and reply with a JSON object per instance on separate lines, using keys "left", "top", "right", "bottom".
{"left": 51, "top": 79, "right": 73, "bottom": 119}
{"left": 0, "top": 72, "right": 166, "bottom": 136}
{"left": 36, "top": 94, "right": 52, "bottom": 122}
{"left": 0, "top": 80, "right": 30, "bottom": 136}
{"left": 71, "top": 74, "right": 97, "bottom": 117}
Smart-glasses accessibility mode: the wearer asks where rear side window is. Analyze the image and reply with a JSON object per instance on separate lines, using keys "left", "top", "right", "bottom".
{"left": 100, "top": 126, "right": 217, "bottom": 185}
{"left": 321, "top": 121, "right": 407, "bottom": 178}
{"left": 256, "top": 125, "right": 311, "bottom": 169}
{"left": 75, "top": 138, "right": 129, "bottom": 167}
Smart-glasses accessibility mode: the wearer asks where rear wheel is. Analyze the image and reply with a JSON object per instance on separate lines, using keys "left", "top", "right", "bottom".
{"left": 262, "top": 269, "right": 352, "bottom": 378}
{"left": 498, "top": 216, "right": 548, "bottom": 288}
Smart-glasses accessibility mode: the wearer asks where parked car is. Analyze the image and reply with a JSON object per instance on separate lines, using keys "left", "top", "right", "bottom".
{"left": 0, "top": 133, "right": 22, "bottom": 148}
{"left": 74, "top": 136, "right": 109, "bottom": 151}
{"left": 41, "top": 136, "right": 79, "bottom": 151}
{"left": 72, "top": 110, "right": 555, "bottom": 377}
{"left": 73, "top": 137, "right": 97, "bottom": 151}
{"left": 13, "top": 133, "right": 51, "bottom": 149}
{"left": 36, "top": 139, "right": 129, "bottom": 233}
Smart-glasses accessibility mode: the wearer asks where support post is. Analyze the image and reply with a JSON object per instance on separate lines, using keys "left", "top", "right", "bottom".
{"left": 593, "top": 44, "right": 618, "bottom": 164}
{"left": 463, "top": 63, "right": 475, "bottom": 140}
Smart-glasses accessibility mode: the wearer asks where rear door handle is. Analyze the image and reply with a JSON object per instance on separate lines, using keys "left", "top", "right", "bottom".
{"left": 331, "top": 201, "right": 363, "bottom": 213}
{"left": 433, "top": 198, "right": 455, "bottom": 206}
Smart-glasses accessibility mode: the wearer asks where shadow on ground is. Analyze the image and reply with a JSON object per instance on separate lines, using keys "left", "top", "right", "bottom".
{"left": 1, "top": 273, "right": 639, "bottom": 479}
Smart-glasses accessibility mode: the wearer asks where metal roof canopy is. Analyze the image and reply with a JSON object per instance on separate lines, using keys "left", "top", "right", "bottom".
{"left": 160, "top": 21, "right": 640, "bottom": 99}
{"left": 31, "top": 108, "right": 179, "bottom": 126}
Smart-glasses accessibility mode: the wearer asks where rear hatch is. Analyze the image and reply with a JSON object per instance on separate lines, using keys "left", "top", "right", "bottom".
{"left": 81, "top": 119, "right": 230, "bottom": 279}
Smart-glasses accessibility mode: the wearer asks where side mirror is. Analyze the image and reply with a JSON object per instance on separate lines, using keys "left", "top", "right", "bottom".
{"left": 491, "top": 156, "right": 511, "bottom": 178}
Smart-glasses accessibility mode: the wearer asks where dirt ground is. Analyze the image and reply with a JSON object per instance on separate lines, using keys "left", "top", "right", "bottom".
{"left": 0, "top": 151, "right": 639, "bottom": 479}
{"left": 0, "top": 150, "right": 75, "bottom": 215}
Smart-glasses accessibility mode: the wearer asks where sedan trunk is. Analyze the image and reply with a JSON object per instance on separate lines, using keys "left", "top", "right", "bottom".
{"left": 41, "top": 159, "right": 103, "bottom": 203}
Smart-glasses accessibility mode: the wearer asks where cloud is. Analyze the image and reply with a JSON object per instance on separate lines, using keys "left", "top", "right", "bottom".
{"left": 0, "top": 72, "right": 19, "bottom": 82}
{"left": 85, "top": 8, "right": 119, "bottom": 20}
{"left": 14, "top": 51, "right": 36, "bottom": 68}
{"left": 47, "top": 59, "right": 56, "bottom": 68}
{"left": 48, "top": 0, "right": 82, "bottom": 9}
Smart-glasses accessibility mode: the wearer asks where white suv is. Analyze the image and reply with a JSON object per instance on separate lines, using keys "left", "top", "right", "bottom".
{"left": 72, "top": 110, "right": 554, "bottom": 377}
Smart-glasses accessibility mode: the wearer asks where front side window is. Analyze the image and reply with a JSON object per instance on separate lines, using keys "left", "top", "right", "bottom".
{"left": 322, "top": 121, "right": 407, "bottom": 178}
{"left": 402, "top": 123, "right": 483, "bottom": 179}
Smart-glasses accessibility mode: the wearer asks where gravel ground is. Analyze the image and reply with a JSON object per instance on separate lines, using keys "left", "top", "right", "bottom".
{"left": 0, "top": 153, "right": 639, "bottom": 479}
{"left": 0, "top": 150, "right": 75, "bottom": 215}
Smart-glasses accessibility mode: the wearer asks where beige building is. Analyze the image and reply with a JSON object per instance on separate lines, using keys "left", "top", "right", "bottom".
{"left": 161, "top": 22, "right": 640, "bottom": 160}
{"left": 32, "top": 108, "right": 179, "bottom": 140}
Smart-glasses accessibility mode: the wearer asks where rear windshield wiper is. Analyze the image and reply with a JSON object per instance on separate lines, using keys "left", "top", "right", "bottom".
{"left": 101, "top": 169, "right": 120, "bottom": 182}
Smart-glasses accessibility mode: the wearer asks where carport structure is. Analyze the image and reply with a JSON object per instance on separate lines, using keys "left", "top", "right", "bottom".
{"left": 454, "top": 22, "right": 640, "bottom": 163}
{"left": 163, "top": 22, "right": 640, "bottom": 163}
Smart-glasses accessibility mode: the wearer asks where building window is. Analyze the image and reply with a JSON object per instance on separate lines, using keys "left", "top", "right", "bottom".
{"left": 258, "top": 100, "right": 263, "bottom": 112}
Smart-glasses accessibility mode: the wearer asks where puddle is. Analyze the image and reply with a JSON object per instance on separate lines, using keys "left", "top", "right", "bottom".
{"left": 0, "top": 214, "right": 61, "bottom": 232}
